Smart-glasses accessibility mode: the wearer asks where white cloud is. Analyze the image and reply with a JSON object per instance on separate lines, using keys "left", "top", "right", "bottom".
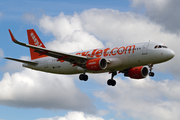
{"left": 39, "top": 12, "right": 104, "bottom": 53}
{"left": 131, "top": 0, "right": 169, "bottom": 9}
{"left": 36, "top": 111, "right": 104, "bottom": 120}
{"left": 0, "top": 69, "right": 96, "bottom": 113}
{"left": 94, "top": 76, "right": 180, "bottom": 120}
{"left": 131, "top": 0, "right": 180, "bottom": 34}
{"left": 80, "top": 9, "right": 174, "bottom": 45}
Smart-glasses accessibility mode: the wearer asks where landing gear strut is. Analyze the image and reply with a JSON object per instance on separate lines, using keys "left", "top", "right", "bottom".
{"left": 148, "top": 63, "right": 154, "bottom": 77}
{"left": 79, "top": 69, "right": 88, "bottom": 81}
{"left": 107, "top": 72, "right": 117, "bottom": 86}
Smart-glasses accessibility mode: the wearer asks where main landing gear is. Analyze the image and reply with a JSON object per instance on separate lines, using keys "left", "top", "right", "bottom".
{"left": 79, "top": 74, "right": 88, "bottom": 81}
{"left": 148, "top": 63, "right": 155, "bottom": 77}
{"left": 79, "top": 69, "right": 88, "bottom": 81}
{"left": 79, "top": 70, "right": 117, "bottom": 86}
{"left": 107, "top": 72, "right": 117, "bottom": 86}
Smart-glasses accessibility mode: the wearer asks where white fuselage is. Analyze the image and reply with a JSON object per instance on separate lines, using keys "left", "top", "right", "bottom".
{"left": 23, "top": 42, "right": 175, "bottom": 74}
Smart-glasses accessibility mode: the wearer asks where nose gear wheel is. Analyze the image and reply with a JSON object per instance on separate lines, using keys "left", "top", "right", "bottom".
{"left": 148, "top": 63, "right": 155, "bottom": 77}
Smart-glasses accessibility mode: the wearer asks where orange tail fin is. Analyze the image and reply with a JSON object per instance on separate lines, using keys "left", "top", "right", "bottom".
{"left": 27, "top": 29, "right": 48, "bottom": 60}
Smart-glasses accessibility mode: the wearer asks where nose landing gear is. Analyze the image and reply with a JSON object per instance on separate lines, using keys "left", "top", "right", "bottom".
{"left": 107, "top": 72, "right": 117, "bottom": 86}
{"left": 148, "top": 64, "right": 154, "bottom": 77}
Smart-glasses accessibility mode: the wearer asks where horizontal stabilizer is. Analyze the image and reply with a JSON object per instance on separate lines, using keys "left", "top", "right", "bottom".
{"left": 4, "top": 57, "right": 38, "bottom": 65}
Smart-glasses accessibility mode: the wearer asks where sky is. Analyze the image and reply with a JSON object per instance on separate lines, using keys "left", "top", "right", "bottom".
{"left": 0, "top": 0, "right": 180, "bottom": 120}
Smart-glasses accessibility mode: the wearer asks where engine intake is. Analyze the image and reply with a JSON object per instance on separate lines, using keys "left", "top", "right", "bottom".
{"left": 86, "top": 58, "right": 107, "bottom": 71}
{"left": 124, "top": 66, "right": 149, "bottom": 79}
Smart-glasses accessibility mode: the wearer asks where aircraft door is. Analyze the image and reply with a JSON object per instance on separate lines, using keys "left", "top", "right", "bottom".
{"left": 142, "top": 42, "right": 149, "bottom": 55}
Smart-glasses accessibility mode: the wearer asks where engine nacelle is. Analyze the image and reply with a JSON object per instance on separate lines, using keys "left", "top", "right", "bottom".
{"left": 124, "top": 66, "right": 149, "bottom": 79}
{"left": 86, "top": 58, "right": 107, "bottom": 71}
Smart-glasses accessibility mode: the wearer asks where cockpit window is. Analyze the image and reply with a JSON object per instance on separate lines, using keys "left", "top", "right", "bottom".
{"left": 154, "top": 45, "right": 168, "bottom": 49}
{"left": 162, "top": 46, "right": 168, "bottom": 48}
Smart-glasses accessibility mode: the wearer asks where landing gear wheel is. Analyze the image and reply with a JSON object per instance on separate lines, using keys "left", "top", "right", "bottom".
{"left": 79, "top": 74, "right": 88, "bottom": 81}
{"left": 107, "top": 72, "right": 117, "bottom": 86}
{"left": 107, "top": 79, "right": 116, "bottom": 86}
{"left": 84, "top": 75, "right": 88, "bottom": 81}
{"left": 149, "top": 72, "right": 154, "bottom": 77}
{"left": 107, "top": 79, "right": 111, "bottom": 86}
{"left": 79, "top": 74, "right": 84, "bottom": 80}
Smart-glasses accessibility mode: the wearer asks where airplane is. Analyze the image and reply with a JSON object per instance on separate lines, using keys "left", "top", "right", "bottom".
{"left": 5, "top": 29, "right": 175, "bottom": 86}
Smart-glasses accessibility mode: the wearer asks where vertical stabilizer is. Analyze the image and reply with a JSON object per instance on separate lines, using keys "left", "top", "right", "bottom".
{"left": 27, "top": 29, "right": 47, "bottom": 60}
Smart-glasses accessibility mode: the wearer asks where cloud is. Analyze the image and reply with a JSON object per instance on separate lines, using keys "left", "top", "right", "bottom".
{"left": 94, "top": 76, "right": 180, "bottom": 120}
{"left": 39, "top": 12, "right": 104, "bottom": 53}
{"left": 0, "top": 69, "right": 96, "bottom": 113}
{"left": 36, "top": 111, "right": 104, "bottom": 120}
{"left": 131, "top": 0, "right": 180, "bottom": 34}
{"left": 97, "top": 109, "right": 109, "bottom": 116}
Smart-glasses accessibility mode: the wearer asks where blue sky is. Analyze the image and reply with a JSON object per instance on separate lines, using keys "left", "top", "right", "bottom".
{"left": 1, "top": 0, "right": 180, "bottom": 120}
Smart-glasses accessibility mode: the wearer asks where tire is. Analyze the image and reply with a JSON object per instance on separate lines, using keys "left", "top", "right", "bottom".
{"left": 84, "top": 75, "right": 88, "bottom": 81}
{"left": 79, "top": 74, "right": 84, "bottom": 80}
{"left": 107, "top": 79, "right": 116, "bottom": 86}
{"left": 149, "top": 72, "right": 155, "bottom": 77}
{"left": 79, "top": 74, "right": 88, "bottom": 81}
{"left": 112, "top": 80, "right": 116, "bottom": 86}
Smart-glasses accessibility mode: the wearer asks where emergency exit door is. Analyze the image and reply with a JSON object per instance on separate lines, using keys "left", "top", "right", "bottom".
{"left": 142, "top": 42, "right": 149, "bottom": 55}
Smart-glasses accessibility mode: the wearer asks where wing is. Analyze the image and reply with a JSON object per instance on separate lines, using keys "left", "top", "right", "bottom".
{"left": 8, "top": 29, "right": 88, "bottom": 66}
{"left": 5, "top": 57, "right": 38, "bottom": 65}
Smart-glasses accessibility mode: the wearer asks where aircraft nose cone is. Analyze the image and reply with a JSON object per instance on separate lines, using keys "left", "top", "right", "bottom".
{"left": 167, "top": 49, "right": 175, "bottom": 59}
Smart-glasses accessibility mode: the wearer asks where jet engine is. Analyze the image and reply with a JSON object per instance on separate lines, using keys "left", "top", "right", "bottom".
{"left": 86, "top": 58, "right": 107, "bottom": 71}
{"left": 124, "top": 66, "right": 149, "bottom": 79}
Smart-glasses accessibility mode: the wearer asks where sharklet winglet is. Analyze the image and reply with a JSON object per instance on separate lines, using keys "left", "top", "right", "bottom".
{"left": 8, "top": 29, "right": 16, "bottom": 42}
